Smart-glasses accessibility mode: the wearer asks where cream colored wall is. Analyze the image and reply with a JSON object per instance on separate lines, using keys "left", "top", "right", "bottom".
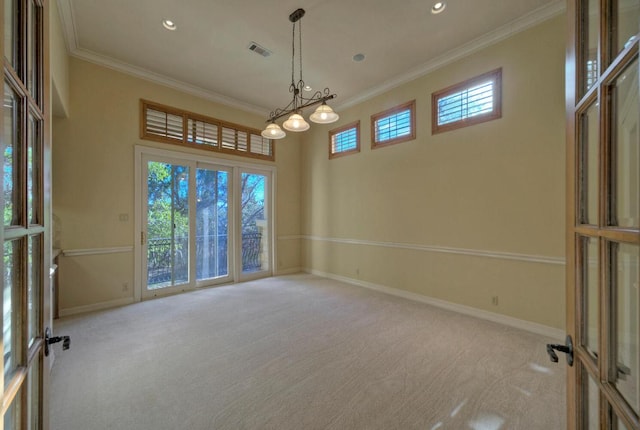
{"left": 53, "top": 57, "right": 302, "bottom": 312}
{"left": 300, "top": 15, "right": 567, "bottom": 329}
{"left": 49, "top": 0, "right": 69, "bottom": 117}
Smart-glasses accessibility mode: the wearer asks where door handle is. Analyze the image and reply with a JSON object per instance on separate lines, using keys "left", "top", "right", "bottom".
{"left": 44, "top": 327, "right": 70, "bottom": 357}
{"left": 546, "top": 335, "right": 573, "bottom": 366}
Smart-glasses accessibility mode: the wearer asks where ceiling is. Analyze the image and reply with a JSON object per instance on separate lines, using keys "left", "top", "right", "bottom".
{"left": 57, "top": 0, "right": 564, "bottom": 117}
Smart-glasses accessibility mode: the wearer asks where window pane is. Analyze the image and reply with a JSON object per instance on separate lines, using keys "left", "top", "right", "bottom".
{"left": 376, "top": 109, "right": 411, "bottom": 142}
{"left": 4, "top": 0, "right": 18, "bottom": 71}
{"left": 583, "top": 369, "right": 600, "bottom": 429}
{"left": 196, "top": 168, "right": 228, "bottom": 281}
{"left": 27, "top": 354, "right": 41, "bottom": 430}
{"left": 27, "top": 112, "right": 41, "bottom": 225}
{"left": 27, "top": 1, "right": 41, "bottom": 105}
{"left": 617, "top": 0, "right": 639, "bottom": 55}
{"left": 438, "top": 81, "right": 494, "bottom": 125}
{"left": 4, "top": 82, "right": 22, "bottom": 226}
{"left": 3, "top": 240, "right": 22, "bottom": 388}
{"left": 618, "top": 416, "right": 629, "bottom": 430}
{"left": 613, "top": 242, "right": 640, "bottom": 414}
{"left": 581, "top": 236, "right": 599, "bottom": 359}
{"left": 241, "top": 173, "right": 267, "bottom": 273}
{"left": 28, "top": 235, "right": 41, "bottom": 347}
{"left": 3, "top": 390, "right": 21, "bottom": 430}
{"left": 579, "top": 102, "right": 599, "bottom": 225}
{"left": 611, "top": 59, "right": 639, "bottom": 228}
{"left": 582, "top": 0, "right": 599, "bottom": 94}
{"left": 332, "top": 128, "right": 358, "bottom": 154}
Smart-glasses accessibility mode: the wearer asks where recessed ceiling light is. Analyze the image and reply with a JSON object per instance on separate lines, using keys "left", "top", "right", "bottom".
{"left": 352, "top": 53, "right": 366, "bottom": 62}
{"left": 162, "top": 19, "right": 177, "bottom": 31}
{"left": 303, "top": 85, "right": 312, "bottom": 91}
{"left": 431, "top": 2, "right": 446, "bottom": 14}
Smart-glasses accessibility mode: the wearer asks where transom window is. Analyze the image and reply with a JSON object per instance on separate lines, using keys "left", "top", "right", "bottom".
{"left": 371, "top": 100, "right": 416, "bottom": 148}
{"left": 329, "top": 121, "right": 360, "bottom": 159}
{"left": 431, "top": 68, "right": 502, "bottom": 134}
{"left": 141, "top": 100, "right": 275, "bottom": 161}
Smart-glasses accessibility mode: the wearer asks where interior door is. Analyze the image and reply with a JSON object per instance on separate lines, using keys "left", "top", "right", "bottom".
{"left": 567, "top": 1, "right": 640, "bottom": 428}
{"left": 2, "top": 0, "right": 51, "bottom": 428}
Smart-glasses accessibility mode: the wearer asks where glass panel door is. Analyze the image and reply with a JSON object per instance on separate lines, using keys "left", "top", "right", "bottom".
{"left": 239, "top": 171, "right": 270, "bottom": 277}
{"left": 567, "top": 1, "right": 639, "bottom": 429}
{"left": 196, "top": 166, "right": 231, "bottom": 284}
{"left": 144, "top": 159, "right": 190, "bottom": 293}
{"left": 1, "top": 0, "right": 49, "bottom": 428}
{"left": 142, "top": 156, "right": 240, "bottom": 297}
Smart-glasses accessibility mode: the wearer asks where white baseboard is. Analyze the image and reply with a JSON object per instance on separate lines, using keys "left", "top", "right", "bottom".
{"left": 59, "top": 297, "right": 135, "bottom": 317}
{"left": 305, "top": 269, "right": 565, "bottom": 340}
{"left": 275, "top": 267, "right": 303, "bottom": 276}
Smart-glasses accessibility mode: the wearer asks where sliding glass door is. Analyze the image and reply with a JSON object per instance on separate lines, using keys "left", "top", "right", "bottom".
{"left": 240, "top": 172, "right": 270, "bottom": 277}
{"left": 138, "top": 150, "right": 273, "bottom": 298}
{"left": 196, "top": 165, "right": 230, "bottom": 282}
{"left": 144, "top": 160, "right": 190, "bottom": 291}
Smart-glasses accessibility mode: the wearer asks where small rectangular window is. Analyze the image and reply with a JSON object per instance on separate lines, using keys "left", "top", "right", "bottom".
{"left": 371, "top": 100, "right": 416, "bottom": 148}
{"left": 432, "top": 68, "right": 502, "bottom": 134}
{"left": 329, "top": 121, "right": 360, "bottom": 159}
{"left": 187, "top": 117, "right": 218, "bottom": 147}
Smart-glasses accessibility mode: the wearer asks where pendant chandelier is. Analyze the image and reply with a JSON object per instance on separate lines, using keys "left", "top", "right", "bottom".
{"left": 261, "top": 8, "right": 339, "bottom": 140}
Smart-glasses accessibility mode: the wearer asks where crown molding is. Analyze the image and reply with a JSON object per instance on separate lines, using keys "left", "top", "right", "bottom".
{"left": 336, "top": 0, "right": 567, "bottom": 111}
{"left": 56, "top": 0, "right": 269, "bottom": 117}
{"left": 56, "top": 0, "right": 566, "bottom": 117}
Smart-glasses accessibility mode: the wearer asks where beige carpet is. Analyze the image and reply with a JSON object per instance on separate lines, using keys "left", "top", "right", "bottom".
{"left": 50, "top": 274, "right": 566, "bottom": 429}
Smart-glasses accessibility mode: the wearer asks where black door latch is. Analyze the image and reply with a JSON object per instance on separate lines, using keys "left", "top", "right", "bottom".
{"left": 44, "top": 327, "right": 70, "bottom": 357}
{"left": 546, "top": 335, "right": 573, "bottom": 366}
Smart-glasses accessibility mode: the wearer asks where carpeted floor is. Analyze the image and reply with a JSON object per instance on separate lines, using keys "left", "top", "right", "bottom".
{"left": 50, "top": 274, "right": 566, "bottom": 429}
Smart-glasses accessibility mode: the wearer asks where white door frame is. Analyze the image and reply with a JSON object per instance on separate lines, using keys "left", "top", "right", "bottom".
{"left": 134, "top": 145, "right": 276, "bottom": 301}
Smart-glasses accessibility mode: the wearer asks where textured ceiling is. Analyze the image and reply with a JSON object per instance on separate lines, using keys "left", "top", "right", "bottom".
{"left": 57, "top": 0, "right": 564, "bottom": 116}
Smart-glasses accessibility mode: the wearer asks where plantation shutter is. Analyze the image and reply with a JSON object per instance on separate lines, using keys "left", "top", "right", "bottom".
{"left": 145, "top": 108, "right": 183, "bottom": 141}
{"left": 187, "top": 117, "right": 218, "bottom": 147}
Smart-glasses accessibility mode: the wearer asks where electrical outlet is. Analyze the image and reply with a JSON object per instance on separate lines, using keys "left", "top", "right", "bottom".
{"left": 491, "top": 296, "right": 499, "bottom": 306}
{"left": 122, "top": 282, "right": 129, "bottom": 292}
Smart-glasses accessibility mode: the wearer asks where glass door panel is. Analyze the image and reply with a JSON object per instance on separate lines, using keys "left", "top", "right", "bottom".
{"left": 4, "top": 389, "right": 21, "bottom": 430}
{"left": 579, "top": 102, "right": 600, "bottom": 225}
{"left": 27, "top": 355, "right": 40, "bottom": 430}
{"left": 583, "top": 368, "right": 600, "bottom": 430}
{"left": 27, "top": 111, "right": 41, "bottom": 225}
{"left": 3, "top": 239, "right": 21, "bottom": 388}
{"left": 581, "top": 0, "right": 600, "bottom": 95}
{"left": 581, "top": 235, "right": 600, "bottom": 360}
{"left": 27, "top": 234, "right": 41, "bottom": 347}
{"left": 4, "top": 81, "right": 21, "bottom": 226}
{"left": 4, "top": 0, "right": 18, "bottom": 72}
{"left": 616, "top": 1, "right": 639, "bottom": 54}
{"left": 196, "top": 167, "right": 230, "bottom": 282}
{"left": 612, "top": 242, "right": 640, "bottom": 414}
{"left": 145, "top": 161, "right": 190, "bottom": 290}
{"left": 611, "top": 58, "right": 639, "bottom": 228}
{"left": 240, "top": 172, "right": 269, "bottom": 275}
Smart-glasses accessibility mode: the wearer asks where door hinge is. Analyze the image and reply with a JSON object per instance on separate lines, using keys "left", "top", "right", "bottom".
{"left": 141, "top": 231, "right": 146, "bottom": 245}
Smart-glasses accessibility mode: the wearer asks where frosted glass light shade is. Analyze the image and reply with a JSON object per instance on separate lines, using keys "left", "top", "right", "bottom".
{"left": 282, "top": 113, "right": 310, "bottom": 132}
{"left": 309, "top": 103, "right": 339, "bottom": 124}
{"left": 261, "top": 122, "right": 286, "bottom": 139}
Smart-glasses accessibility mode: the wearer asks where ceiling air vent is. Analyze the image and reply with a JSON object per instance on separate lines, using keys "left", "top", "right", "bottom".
{"left": 248, "top": 42, "right": 272, "bottom": 58}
